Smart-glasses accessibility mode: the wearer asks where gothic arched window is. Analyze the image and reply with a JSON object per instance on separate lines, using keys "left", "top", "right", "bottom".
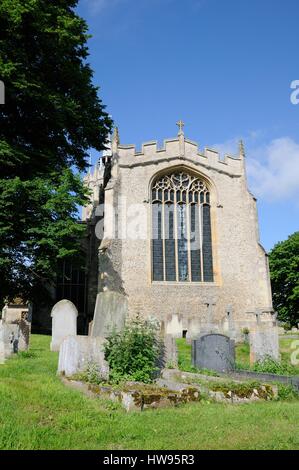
{"left": 151, "top": 171, "right": 214, "bottom": 283}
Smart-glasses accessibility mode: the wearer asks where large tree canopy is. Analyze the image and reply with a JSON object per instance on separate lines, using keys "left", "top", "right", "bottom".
{"left": 269, "top": 232, "right": 299, "bottom": 327}
{"left": 0, "top": 0, "right": 112, "bottom": 304}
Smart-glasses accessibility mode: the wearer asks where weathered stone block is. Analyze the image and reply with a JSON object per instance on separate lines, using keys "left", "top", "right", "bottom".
{"left": 58, "top": 335, "right": 109, "bottom": 379}
{"left": 91, "top": 291, "right": 127, "bottom": 338}
{"left": 0, "top": 322, "right": 19, "bottom": 364}
{"left": 249, "top": 325, "right": 279, "bottom": 365}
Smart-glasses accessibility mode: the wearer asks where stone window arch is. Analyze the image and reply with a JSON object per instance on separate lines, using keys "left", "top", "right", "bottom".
{"left": 151, "top": 170, "right": 213, "bottom": 282}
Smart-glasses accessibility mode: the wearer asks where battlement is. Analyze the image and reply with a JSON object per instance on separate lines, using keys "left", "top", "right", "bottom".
{"left": 117, "top": 135, "right": 245, "bottom": 176}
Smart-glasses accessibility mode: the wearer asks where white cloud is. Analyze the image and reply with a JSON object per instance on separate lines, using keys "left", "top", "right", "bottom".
{"left": 211, "top": 137, "right": 240, "bottom": 158}
{"left": 83, "top": 0, "right": 124, "bottom": 14}
{"left": 213, "top": 135, "right": 299, "bottom": 202}
{"left": 247, "top": 137, "right": 299, "bottom": 202}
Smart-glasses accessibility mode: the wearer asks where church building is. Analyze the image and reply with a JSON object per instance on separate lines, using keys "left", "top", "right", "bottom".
{"left": 82, "top": 122, "right": 275, "bottom": 340}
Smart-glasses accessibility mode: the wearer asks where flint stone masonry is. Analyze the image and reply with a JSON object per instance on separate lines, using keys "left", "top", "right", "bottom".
{"left": 58, "top": 335, "right": 109, "bottom": 378}
{"left": 249, "top": 325, "right": 279, "bottom": 365}
{"left": 50, "top": 300, "right": 78, "bottom": 352}
{"left": 0, "top": 322, "right": 19, "bottom": 364}
{"left": 91, "top": 291, "right": 127, "bottom": 338}
{"left": 192, "top": 334, "right": 235, "bottom": 373}
{"left": 83, "top": 129, "right": 274, "bottom": 337}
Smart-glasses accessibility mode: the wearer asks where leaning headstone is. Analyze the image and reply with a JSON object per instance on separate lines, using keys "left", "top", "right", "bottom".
{"left": 91, "top": 291, "right": 127, "bottom": 338}
{"left": 192, "top": 334, "right": 235, "bottom": 373}
{"left": 58, "top": 335, "right": 109, "bottom": 379}
{"left": 50, "top": 300, "right": 78, "bottom": 352}
{"left": 0, "top": 322, "right": 19, "bottom": 364}
{"left": 249, "top": 325, "right": 279, "bottom": 365}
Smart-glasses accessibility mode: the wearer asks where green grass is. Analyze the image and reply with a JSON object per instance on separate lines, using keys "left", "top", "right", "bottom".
{"left": 0, "top": 335, "right": 299, "bottom": 450}
{"left": 177, "top": 337, "right": 299, "bottom": 376}
{"left": 235, "top": 338, "right": 299, "bottom": 375}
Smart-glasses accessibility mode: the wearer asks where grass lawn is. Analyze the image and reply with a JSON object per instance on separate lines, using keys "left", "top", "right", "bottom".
{"left": 177, "top": 338, "right": 299, "bottom": 375}
{"left": 0, "top": 335, "right": 298, "bottom": 450}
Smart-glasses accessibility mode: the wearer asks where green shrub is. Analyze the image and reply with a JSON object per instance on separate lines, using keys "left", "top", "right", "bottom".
{"left": 104, "top": 316, "right": 163, "bottom": 384}
{"left": 242, "top": 327, "right": 250, "bottom": 335}
{"left": 283, "top": 323, "right": 292, "bottom": 332}
{"left": 276, "top": 383, "right": 299, "bottom": 401}
{"left": 252, "top": 356, "right": 298, "bottom": 376}
{"left": 75, "top": 362, "right": 105, "bottom": 385}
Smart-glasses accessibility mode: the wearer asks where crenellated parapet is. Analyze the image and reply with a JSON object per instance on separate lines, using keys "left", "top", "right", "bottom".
{"left": 116, "top": 136, "right": 245, "bottom": 178}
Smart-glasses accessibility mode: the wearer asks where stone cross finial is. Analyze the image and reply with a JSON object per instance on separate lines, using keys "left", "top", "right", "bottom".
{"left": 176, "top": 120, "right": 185, "bottom": 136}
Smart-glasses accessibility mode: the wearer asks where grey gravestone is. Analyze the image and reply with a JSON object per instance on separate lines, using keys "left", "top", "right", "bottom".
{"left": 163, "top": 335, "right": 178, "bottom": 368}
{"left": 0, "top": 322, "right": 19, "bottom": 364}
{"left": 192, "top": 334, "right": 235, "bottom": 373}
{"left": 1, "top": 303, "right": 31, "bottom": 351}
{"left": 249, "top": 325, "right": 279, "bottom": 364}
{"left": 200, "top": 298, "right": 219, "bottom": 334}
{"left": 58, "top": 335, "right": 109, "bottom": 379}
{"left": 50, "top": 300, "right": 78, "bottom": 352}
{"left": 91, "top": 291, "right": 127, "bottom": 338}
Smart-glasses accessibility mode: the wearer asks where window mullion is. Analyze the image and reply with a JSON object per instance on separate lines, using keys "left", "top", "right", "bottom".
{"left": 186, "top": 199, "right": 192, "bottom": 282}
{"left": 162, "top": 191, "right": 166, "bottom": 282}
{"left": 174, "top": 191, "right": 179, "bottom": 282}
{"left": 199, "top": 202, "right": 204, "bottom": 282}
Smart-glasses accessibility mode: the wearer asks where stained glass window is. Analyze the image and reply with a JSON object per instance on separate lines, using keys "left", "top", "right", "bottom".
{"left": 151, "top": 171, "right": 214, "bottom": 282}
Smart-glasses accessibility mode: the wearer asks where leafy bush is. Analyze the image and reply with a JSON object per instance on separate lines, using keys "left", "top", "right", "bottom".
{"left": 104, "top": 316, "right": 163, "bottom": 384}
{"left": 252, "top": 356, "right": 298, "bottom": 376}
{"left": 75, "top": 363, "right": 105, "bottom": 385}
{"left": 276, "top": 383, "right": 299, "bottom": 401}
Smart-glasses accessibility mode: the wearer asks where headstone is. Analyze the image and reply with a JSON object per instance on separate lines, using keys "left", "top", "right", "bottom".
{"left": 0, "top": 322, "right": 19, "bottom": 364}
{"left": 200, "top": 298, "right": 218, "bottom": 334}
{"left": 2, "top": 302, "right": 28, "bottom": 323}
{"left": 165, "top": 314, "right": 183, "bottom": 337}
{"left": 226, "top": 304, "right": 234, "bottom": 331}
{"left": 206, "top": 299, "right": 216, "bottom": 330}
{"left": 249, "top": 325, "right": 279, "bottom": 365}
{"left": 15, "top": 312, "right": 31, "bottom": 351}
{"left": 1, "top": 302, "right": 31, "bottom": 351}
{"left": 163, "top": 335, "right": 178, "bottom": 368}
{"left": 192, "top": 333, "right": 235, "bottom": 373}
{"left": 50, "top": 300, "right": 78, "bottom": 352}
{"left": 58, "top": 335, "right": 109, "bottom": 379}
{"left": 91, "top": 291, "right": 127, "bottom": 338}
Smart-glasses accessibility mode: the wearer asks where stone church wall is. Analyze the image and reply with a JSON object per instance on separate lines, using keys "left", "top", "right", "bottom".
{"left": 94, "top": 134, "right": 273, "bottom": 340}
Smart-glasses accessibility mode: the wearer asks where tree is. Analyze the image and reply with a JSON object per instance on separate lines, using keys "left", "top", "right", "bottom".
{"left": 269, "top": 232, "right": 299, "bottom": 326}
{"left": 0, "top": 0, "right": 112, "bottom": 305}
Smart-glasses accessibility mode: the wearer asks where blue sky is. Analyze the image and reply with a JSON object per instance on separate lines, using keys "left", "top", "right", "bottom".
{"left": 77, "top": 0, "right": 299, "bottom": 251}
